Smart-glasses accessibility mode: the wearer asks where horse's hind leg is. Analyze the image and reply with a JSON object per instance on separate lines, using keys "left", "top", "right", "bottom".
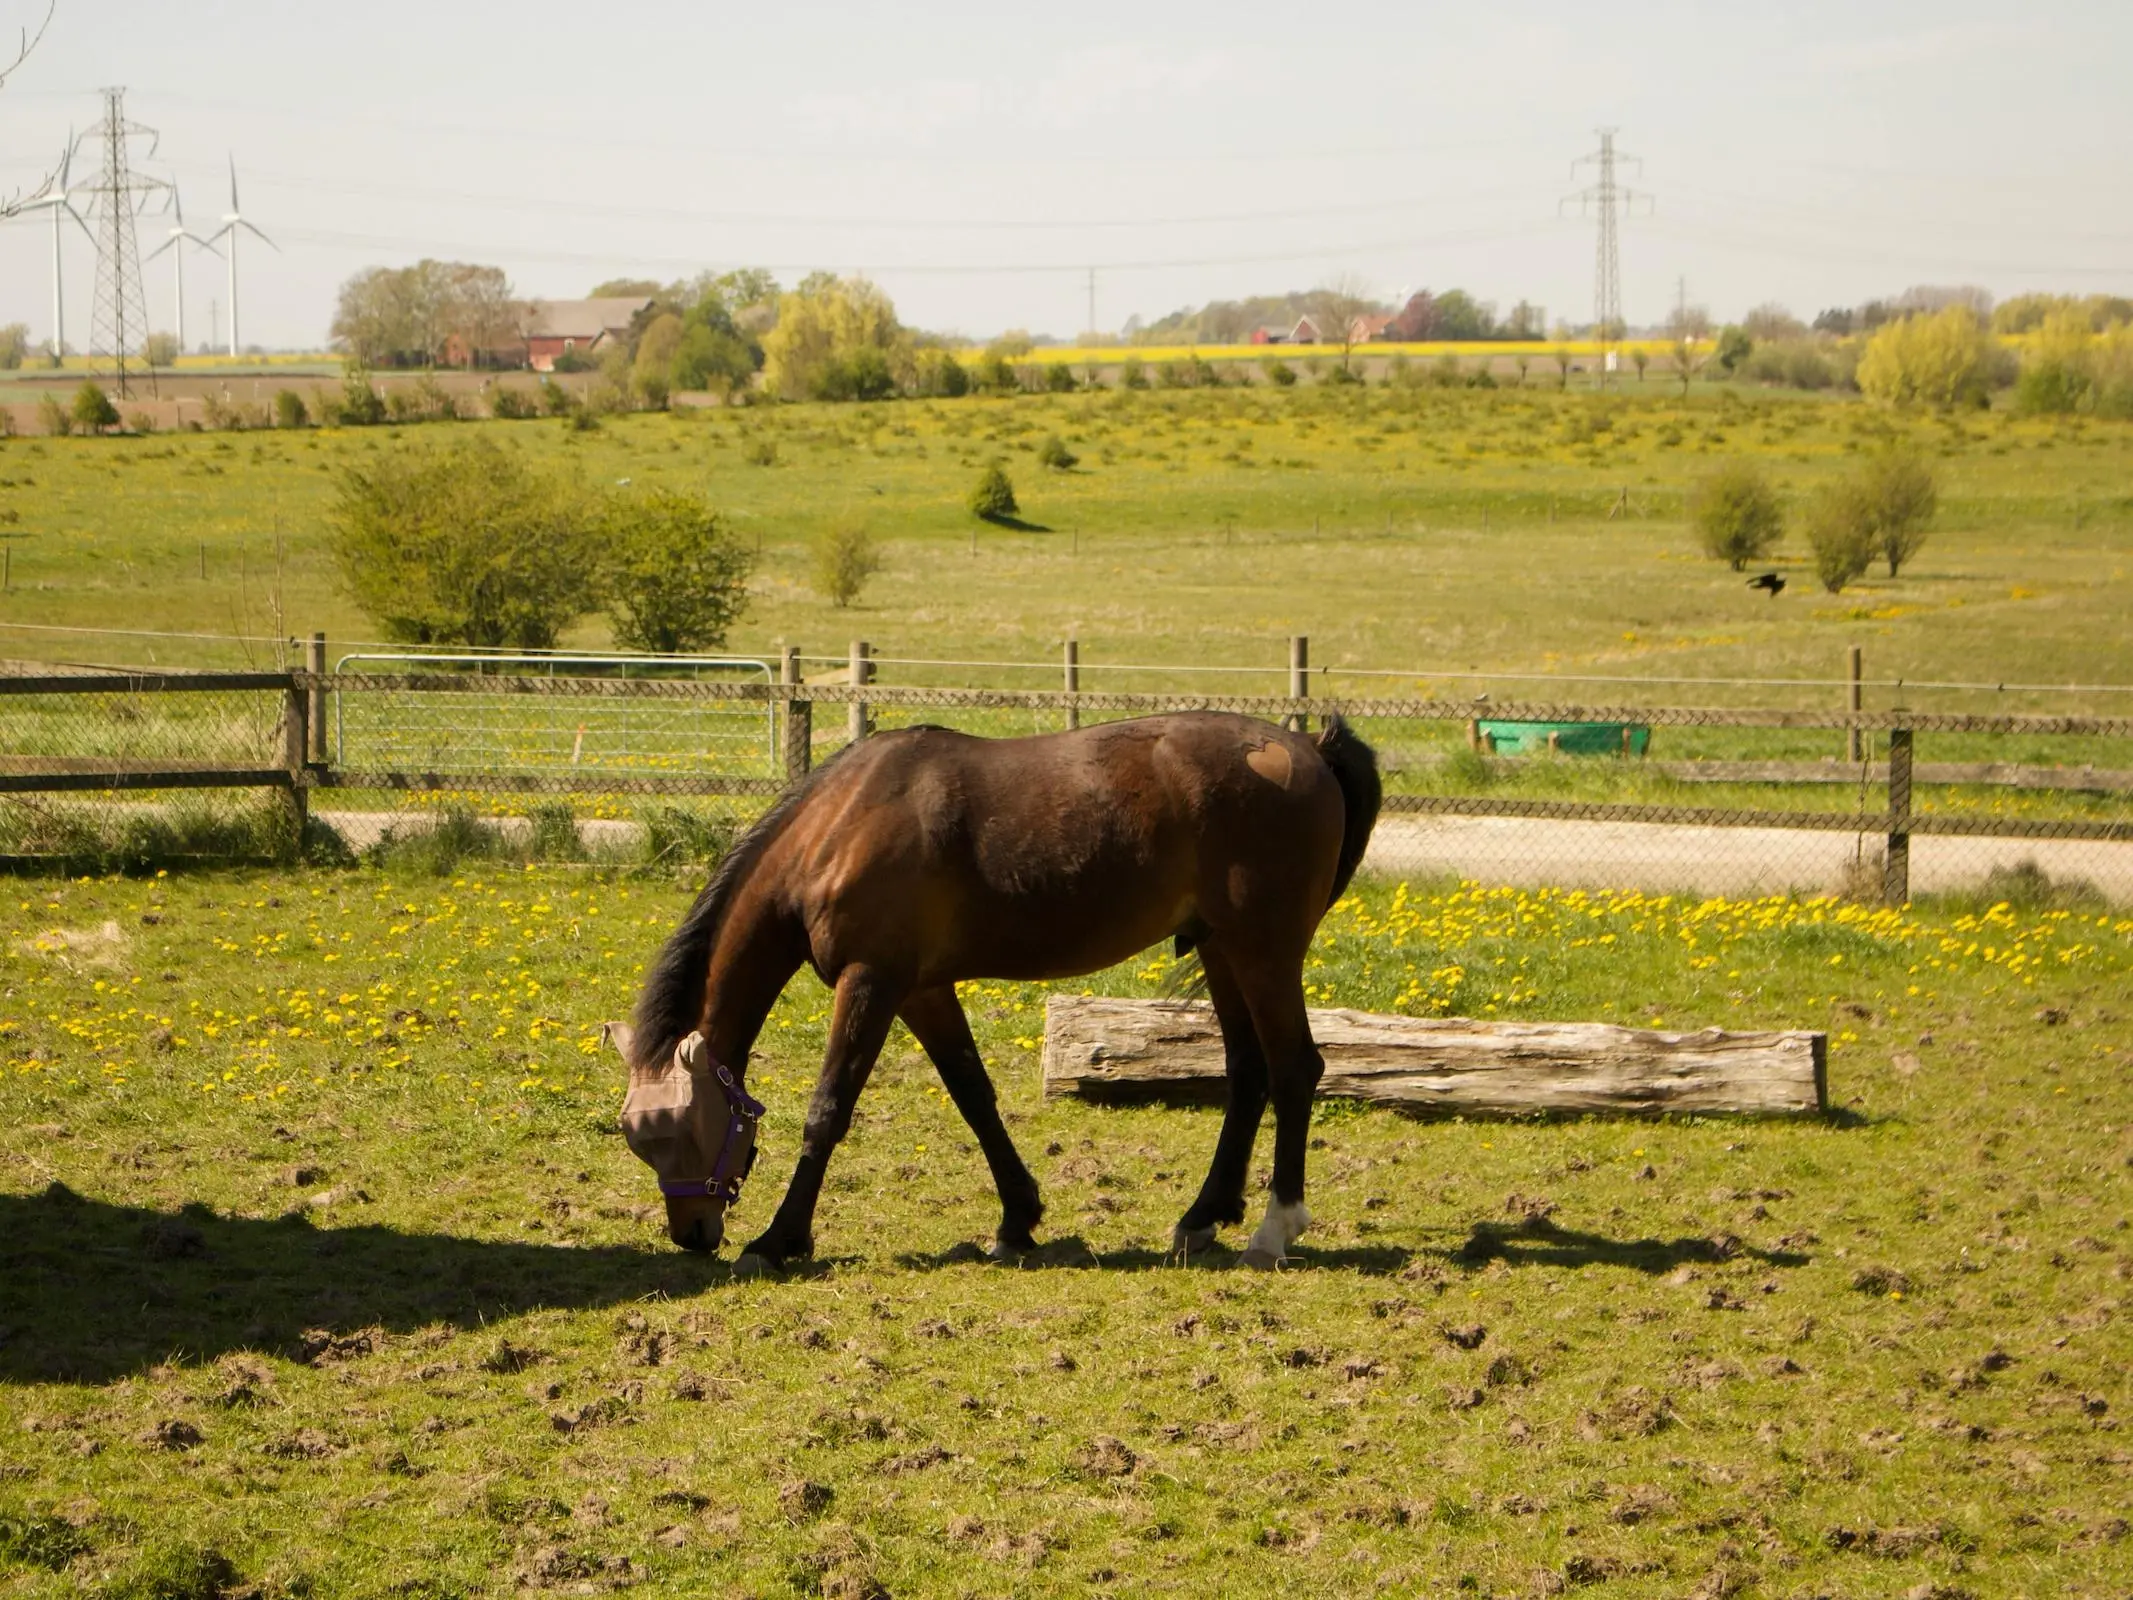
{"left": 1230, "top": 962, "right": 1324, "bottom": 1271}
{"left": 1174, "top": 945, "right": 1269, "bottom": 1255}
{"left": 899, "top": 984, "right": 1043, "bottom": 1259}
{"left": 740, "top": 963, "right": 903, "bottom": 1271}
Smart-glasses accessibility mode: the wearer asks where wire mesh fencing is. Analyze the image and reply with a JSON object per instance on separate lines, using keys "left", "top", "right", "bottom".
{"left": 5, "top": 659, "right": 2132, "bottom": 904}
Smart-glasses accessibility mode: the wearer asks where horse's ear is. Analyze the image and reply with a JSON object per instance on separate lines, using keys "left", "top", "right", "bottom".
{"left": 600, "top": 1021, "right": 635, "bottom": 1061}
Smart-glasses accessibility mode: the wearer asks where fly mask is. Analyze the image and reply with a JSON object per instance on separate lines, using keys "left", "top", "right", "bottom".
{"left": 614, "top": 1027, "right": 765, "bottom": 1235}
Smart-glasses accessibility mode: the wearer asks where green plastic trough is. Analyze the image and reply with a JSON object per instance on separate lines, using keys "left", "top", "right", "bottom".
{"left": 1473, "top": 719, "right": 1652, "bottom": 758}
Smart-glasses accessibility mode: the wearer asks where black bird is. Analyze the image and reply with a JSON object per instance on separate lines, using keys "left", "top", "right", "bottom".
{"left": 1747, "top": 572, "right": 1785, "bottom": 596}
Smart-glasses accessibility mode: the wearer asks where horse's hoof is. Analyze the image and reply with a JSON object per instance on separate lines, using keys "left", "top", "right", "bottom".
{"left": 1235, "top": 1246, "right": 1285, "bottom": 1272}
{"left": 732, "top": 1252, "right": 779, "bottom": 1280}
{"left": 985, "top": 1239, "right": 1028, "bottom": 1265}
{"left": 1171, "top": 1223, "right": 1220, "bottom": 1257}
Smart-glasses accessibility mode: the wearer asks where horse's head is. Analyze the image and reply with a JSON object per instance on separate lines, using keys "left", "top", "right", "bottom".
{"left": 605, "top": 1023, "right": 761, "bottom": 1254}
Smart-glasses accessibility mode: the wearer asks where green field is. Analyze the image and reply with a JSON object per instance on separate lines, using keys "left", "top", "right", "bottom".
{"left": 3, "top": 383, "right": 2131, "bottom": 712}
{"left": 3, "top": 866, "right": 2129, "bottom": 1596}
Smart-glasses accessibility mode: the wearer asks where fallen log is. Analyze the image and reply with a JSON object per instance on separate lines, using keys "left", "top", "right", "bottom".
{"left": 1041, "top": 995, "right": 1825, "bottom": 1118}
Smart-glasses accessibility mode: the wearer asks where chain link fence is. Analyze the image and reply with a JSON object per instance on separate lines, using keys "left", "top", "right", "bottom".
{"left": 6, "top": 653, "right": 2132, "bottom": 903}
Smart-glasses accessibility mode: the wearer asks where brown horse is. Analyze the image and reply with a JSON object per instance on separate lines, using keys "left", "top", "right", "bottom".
{"left": 617, "top": 710, "right": 1380, "bottom": 1272}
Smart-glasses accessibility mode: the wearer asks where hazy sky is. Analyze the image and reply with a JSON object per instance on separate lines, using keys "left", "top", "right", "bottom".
{"left": 1, "top": 0, "right": 2127, "bottom": 350}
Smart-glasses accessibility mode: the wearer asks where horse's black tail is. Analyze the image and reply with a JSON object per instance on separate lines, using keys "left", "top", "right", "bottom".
{"left": 1315, "top": 714, "right": 1382, "bottom": 908}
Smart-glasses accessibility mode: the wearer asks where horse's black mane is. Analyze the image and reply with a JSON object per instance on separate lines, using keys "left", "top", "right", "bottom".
{"left": 629, "top": 757, "right": 835, "bottom": 1074}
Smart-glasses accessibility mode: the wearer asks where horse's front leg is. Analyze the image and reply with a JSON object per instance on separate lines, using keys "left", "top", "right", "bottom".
{"left": 899, "top": 984, "right": 1043, "bottom": 1259}
{"left": 739, "top": 964, "right": 903, "bottom": 1272}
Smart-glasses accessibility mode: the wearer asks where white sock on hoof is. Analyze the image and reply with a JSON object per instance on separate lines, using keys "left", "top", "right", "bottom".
{"left": 1245, "top": 1198, "right": 1310, "bottom": 1262}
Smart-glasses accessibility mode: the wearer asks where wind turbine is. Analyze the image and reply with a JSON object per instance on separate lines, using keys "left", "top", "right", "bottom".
{"left": 206, "top": 156, "right": 275, "bottom": 357}
{"left": 16, "top": 130, "right": 93, "bottom": 364}
{"left": 144, "top": 182, "right": 220, "bottom": 356}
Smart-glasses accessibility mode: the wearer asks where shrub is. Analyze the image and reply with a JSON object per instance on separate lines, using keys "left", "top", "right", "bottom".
{"left": 603, "top": 489, "right": 755, "bottom": 653}
{"left": 813, "top": 521, "right": 883, "bottom": 609}
{"left": 332, "top": 368, "right": 387, "bottom": 426}
{"left": 144, "top": 331, "right": 180, "bottom": 367}
{"left": 488, "top": 386, "right": 539, "bottom": 420}
{"left": 968, "top": 464, "right": 1017, "bottom": 520}
{"left": 539, "top": 381, "right": 577, "bottom": 418}
{"left": 1856, "top": 450, "right": 1938, "bottom": 577}
{"left": 919, "top": 350, "right": 970, "bottom": 398}
{"left": 273, "top": 389, "right": 309, "bottom": 429}
{"left": 1856, "top": 307, "right": 1998, "bottom": 407}
{"left": 0, "top": 321, "right": 29, "bottom": 369}
{"left": 743, "top": 437, "right": 778, "bottom": 467}
{"left": 1119, "top": 357, "right": 1149, "bottom": 391}
{"left": 1323, "top": 363, "right": 1362, "bottom": 387}
{"left": 72, "top": 381, "right": 120, "bottom": 433}
{"left": 1715, "top": 326, "right": 1753, "bottom": 373}
{"left": 1156, "top": 359, "right": 1192, "bottom": 389}
{"left": 811, "top": 346, "right": 896, "bottom": 403}
{"left": 1261, "top": 357, "right": 1297, "bottom": 387}
{"left": 1036, "top": 434, "right": 1078, "bottom": 471}
{"left": 1687, "top": 462, "right": 1783, "bottom": 571}
{"left": 1045, "top": 362, "right": 1077, "bottom": 393}
{"left": 974, "top": 353, "right": 1017, "bottom": 394}
{"left": 328, "top": 433, "right": 601, "bottom": 649}
{"left": 1803, "top": 481, "right": 1876, "bottom": 593}
{"left": 551, "top": 349, "right": 593, "bottom": 374}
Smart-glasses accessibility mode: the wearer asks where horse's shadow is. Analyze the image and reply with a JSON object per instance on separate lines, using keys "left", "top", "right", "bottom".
{"left": 0, "top": 1185, "right": 733, "bottom": 1385}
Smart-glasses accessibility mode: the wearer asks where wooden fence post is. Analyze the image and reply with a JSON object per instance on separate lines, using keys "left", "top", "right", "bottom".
{"left": 307, "top": 632, "right": 328, "bottom": 765}
{"left": 1064, "top": 637, "right": 1080, "bottom": 732}
{"left": 1884, "top": 727, "right": 1912, "bottom": 906}
{"left": 283, "top": 672, "right": 309, "bottom": 844}
{"left": 848, "top": 640, "right": 872, "bottom": 743}
{"left": 1846, "top": 645, "right": 1863, "bottom": 765}
{"left": 781, "top": 645, "right": 810, "bottom": 784}
{"left": 1287, "top": 635, "right": 1309, "bottom": 733}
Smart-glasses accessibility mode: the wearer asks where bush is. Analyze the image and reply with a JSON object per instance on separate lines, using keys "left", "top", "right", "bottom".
{"left": 1261, "top": 358, "right": 1297, "bottom": 387}
{"left": 1715, "top": 326, "right": 1753, "bottom": 373}
{"left": 1856, "top": 307, "right": 1998, "bottom": 407}
{"left": 539, "top": 380, "right": 577, "bottom": 418}
{"left": 1036, "top": 434, "right": 1078, "bottom": 471}
{"left": 332, "top": 368, "right": 387, "bottom": 426}
{"left": 1119, "top": 357, "right": 1149, "bottom": 390}
{"left": 551, "top": 349, "right": 593, "bottom": 374}
{"left": 813, "top": 521, "right": 882, "bottom": 608}
{"left": 328, "top": 433, "right": 601, "bottom": 649}
{"left": 488, "top": 386, "right": 539, "bottom": 420}
{"left": 1323, "top": 363, "right": 1362, "bottom": 387}
{"left": 72, "top": 381, "right": 120, "bottom": 433}
{"left": 273, "top": 389, "right": 309, "bottom": 429}
{"left": 144, "top": 331, "right": 180, "bottom": 367}
{"left": 1856, "top": 450, "right": 1937, "bottom": 576}
{"left": 604, "top": 489, "right": 755, "bottom": 653}
{"left": 1803, "top": 481, "right": 1876, "bottom": 593}
{"left": 1687, "top": 462, "right": 1784, "bottom": 571}
{"left": 743, "top": 437, "right": 778, "bottom": 467}
{"left": 919, "top": 350, "right": 970, "bottom": 398}
{"left": 1044, "top": 362, "right": 1077, "bottom": 393}
{"left": 968, "top": 464, "right": 1017, "bottom": 520}
{"left": 811, "top": 346, "right": 896, "bottom": 402}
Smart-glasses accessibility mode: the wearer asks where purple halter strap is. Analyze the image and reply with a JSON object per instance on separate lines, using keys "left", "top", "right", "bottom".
{"left": 658, "top": 1058, "right": 765, "bottom": 1206}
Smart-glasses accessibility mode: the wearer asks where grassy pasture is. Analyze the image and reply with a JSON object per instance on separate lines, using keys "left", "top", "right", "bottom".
{"left": 1, "top": 384, "right": 2129, "bottom": 708}
{"left": 2, "top": 865, "right": 2129, "bottom": 1597}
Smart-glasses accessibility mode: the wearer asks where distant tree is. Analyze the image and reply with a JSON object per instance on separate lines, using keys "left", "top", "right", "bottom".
{"left": 669, "top": 292, "right": 761, "bottom": 398}
{"left": 1715, "top": 326, "right": 1753, "bottom": 373}
{"left": 0, "top": 322, "right": 28, "bottom": 369}
{"left": 603, "top": 490, "right": 755, "bottom": 653}
{"left": 144, "top": 331, "right": 180, "bottom": 367}
{"left": 1502, "top": 300, "right": 1545, "bottom": 341}
{"left": 587, "top": 278, "right": 664, "bottom": 300}
{"left": 273, "top": 389, "right": 309, "bottom": 429}
{"left": 632, "top": 312, "right": 684, "bottom": 408}
{"left": 1552, "top": 347, "right": 1574, "bottom": 389}
{"left": 328, "top": 434, "right": 600, "bottom": 649}
{"left": 71, "top": 381, "right": 119, "bottom": 434}
{"left": 914, "top": 348, "right": 969, "bottom": 397}
{"left": 968, "top": 465, "right": 1017, "bottom": 521}
{"left": 330, "top": 259, "right": 515, "bottom": 368}
{"left": 1037, "top": 434, "right": 1077, "bottom": 470}
{"left": 1688, "top": 461, "right": 1783, "bottom": 571}
{"left": 37, "top": 393, "right": 70, "bottom": 436}
{"left": 1803, "top": 481, "right": 1876, "bottom": 594}
{"left": 1432, "top": 290, "right": 1497, "bottom": 341}
{"left": 1631, "top": 347, "right": 1650, "bottom": 382}
{"left": 761, "top": 275, "right": 910, "bottom": 401}
{"left": 1385, "top": 290, "right": 1438, "bottom": 341}
{"left": 1313, "top": 274, "right": 1377, "bottom": 373}
{"left": 1811, "top": 307, "right": 1855, "bottom": 337}
{"left": 2013, "top": 308, "right": 2098, "bottom": 415}
{"left": 812, "top": 521, "right": 882, "bottom": 609}
{"left": 1856, "top": 307, "right": 1998, "bottom": 407}
{"left": 1740, "top": 303, "right": 1804, "bottom": 342}
{"left": 1856, "top": 450, "right": 1937, "bottom": 577}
